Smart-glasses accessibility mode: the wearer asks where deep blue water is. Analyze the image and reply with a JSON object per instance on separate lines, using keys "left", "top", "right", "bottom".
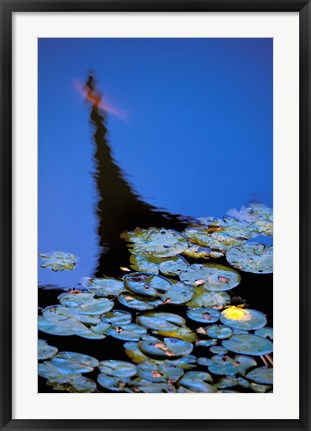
{"left": 38, "top": 38, "right": 272, "bottom": 290}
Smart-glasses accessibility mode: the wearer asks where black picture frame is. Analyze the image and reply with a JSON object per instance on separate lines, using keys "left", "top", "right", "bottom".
{"left": 1, "top": 0, "right": 310, "bottom": 430}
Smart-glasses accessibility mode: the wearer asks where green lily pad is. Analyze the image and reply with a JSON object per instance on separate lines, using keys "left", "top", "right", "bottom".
{"left": 255, "top": 327, "right": 273, "bottom": 340}
{"left": 187, "top": 287, "right": 230, "bottom": 309}
{"left": 98, "top": 360, "right": 137, "bottom": 378}
{"left": 86, "top": 277, "right": 125, "bottom": 297}
{"left": 152, "top": 326, "right": 197, "bottom": 343}
{"left": 139, "top": 336, "right": 193, "bottom": 360}
{"left": 187, "top": 308, "right": 220, "bottom": 323}
{"left": 222, "top": 334, "right": 273, "bottom": 356}
{"left": 51, "top": 351, "right": 99, "bottom": 374}
{"left": 216, "top": 376, "right": 250, "bottom": 389}
{"left": 118, "top": 292, "right": 163, "bottom": 311}
{"left": 210, "top": 346, "right": 228, "bottom": 355}
{"left": 58, "top": 293, "right": 114, "bottom": 314}
{"left": 208, "top": 354, "right": 257, "bottom": 376}
{"left": 101, "top": 310, "right": 132, "bottom": 326}
{"left": 129, "top": 379, "right": 176, "bottom": 393}
{"left": 47, "top": 375, "right": 97, "bottom": 393}
{"left": 57, "top": 292, "right": 95, "bottom": 306}
{"left": 161, "top": 281, "right": 194, "bottom": 305}
{"left": 38, "top": 339, "right": 58, "bottom": 360}
{"left": 250, "top": 382, "right": 272, "bottom": 393}
{"left": 226, "top": 243, "right": 273, "bottom": 274}
{"left": 183, "top": 244, "right": 224, "bottom": 260}
{"left": 137, "top": 360, "right": 184, "bottom": 383}
{"left": 121, "top": 228, "right": 189, "bottom": 258}
{"left": 97, "top": 374, "right": 130, "bottom": 392}
{"left": 197, "top": 357, "right": 213, "bottom": 366}
{"left": 227, "top": 203, "right": 273, "bottom": 236}
{"left": 196, "top": 339, "right": 217, "bottom": 348}
{"left": 178, "top": 371, "right": 216, "bottom": 393}
{"left": 179, "top": 263, "right": 240, "bottom": 291}
{"left": 159, "top": 256, "right": 189, "bottom": 276}
{"left": 169, "top": 355, "right": 197, "bottom": 369}
{"left": 206, "top": 324, "right": 233, "bottom": 339}
{"left": 130, "top": 254, "right": 160, "bottom": 274}
{"left": 246, "top": 367, "right": 273, "bottom": 384}
{"left": 42, "top": 304, "right": 101, "bottom": 325}
{"left": 137, "top": 312, "right": 186, "bottom": 330}
{"left": 220, "top": 307, "right": 267, "bottom": 330}
{"left": 124, "top": 342, "right": 149, "bottom": 364}
{"left": 90, "top": 321, "right": 110, "bottom": 335}
{"left": 39, "top": 251, "right": 77, "bottom": 271}
{"left": 39, "top": 361, "right": 76, "bottom": 380}
{"left": 108, "top": 323, "right": 147, "bottom": 341}
{"left": 124, "top": 272, "right": 171, "bottom": 298}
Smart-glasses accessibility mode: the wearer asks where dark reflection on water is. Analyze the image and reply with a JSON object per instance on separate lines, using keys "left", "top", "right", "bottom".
{"left": 38, "top": 77, "right": 273, "bottom": 393}
{"left": 88, "top": 76, "right": 193, "bottom": 277}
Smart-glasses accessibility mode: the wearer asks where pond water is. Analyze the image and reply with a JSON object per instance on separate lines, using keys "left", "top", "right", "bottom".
{"left": 38, "top": 38, "right": 273, "bottom": 393}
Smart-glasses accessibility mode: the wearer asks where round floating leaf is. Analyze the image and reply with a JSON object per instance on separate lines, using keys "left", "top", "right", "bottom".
{"left": 210, "top": 346, "right": 228, "bottom": 355}
{"left": 216, "top": 376, "right": 250, "bottom": 389}
{"left": 196, "top": 339, "right": 217, "bottom": 348}
{"left": 57, "top": 292, "right": 95, "bottom": 307}
{"left": 208, "top": 354, "right": 257, "bottom": 376}
{"left": 129, "top": 379, "right": 176, "bottom": 393}
{"left": 183, "top": 244, "right": 223, "bottom": 260}
{"left": 39, "top": 251, "right": 77, "bottom": 271}
{"left": 169, "top": 355, "right": 197, "bottom": 369}
{"left": 101, "top": 310, "right": 132, "bottom": 326}
{"left": 137, "top": 360, "right": 183, "bottom": 383}
{"left": 187, "top": 287, "right": 230, "bottom": 309}
{"left": 206, "top": 324, "right": 233, "bottom": 339}
{"left": 97, "top": 374, "right": 130, "bottom": 392}
{"left": 152, "top": 326, "right": 197, "bottom": 343}
{"left": 222, "top": 334, "right": 273, "bottom": 356}
{"left": 39, "top": 361, "right": 76, "bottom": 380}
{"left": 187, "top": 308, "right": 220, "bottom": 324}
{"left": 53, "top": 351, "right": 99, "bottom": 368}
{"left": 184, "top": 227, "right": 248, "bottom": 253}
{"left": 98, "top": 360, "right": 137, "bottom": 378}
{"left": 124, "top": 272, "right": 171, "bottom": 298}
{"left": 139, "top": 336, "right": 193, "bottom": 360}
{"left": 197, "top": 357, "right": 213, "bottom": 366}
{"left": 86, "top": 277, "right": 125, "bottom": 297}
{"left": 227, "top": 203, "right": 273, "bottom": 236}
{"left": 121, "top": 228, "right": 189, "bottom": 258}
{"left": 246, "top": 367, "right": 273, "bottom": 385}
{"left": 51, "top": 352, "right": 98, "bottom": 374}
{"left": 255, "top": 327, "right": 273, "bottom": 340}
{"left": 130, "top": 254, "right": 159, "bottom": 274}
{"left": 226, "top": 243, "right": 273, "bottom": 274}
{"left": 108, "top": 323, "right": 147, "bottom": 341}
{"left": 220, "top": 307, "right": 267, "bottom": 330}
{"left": 38, "top": 339, "right": 58, "bottom": 360}
{"left": 159, "top": 256, "right": 189, "bottom": 276}
{"left": 42, "top": 303, "right": 101, "bottom": 325}
{"left": 58, "top": 293, "right": 114, "bottom": 315}
{"left": 90, "top": 321, "right": 110, "bottom": 335}
{"left": 47, "top": 375, "right": 97, "bottom": 393}
{"left": 161, "top": 281, "right": 194, "bottom": 305}
{"left": 137, "top": 312, "right": 185, "bottom": 330}
{"left": 124, "top": 342, "right": 149, "bottom": 364}
{"left": 178, "top": 371, "right": 216, "bottom": 393}
{"left": 250, "top": 382, "right": 272, "bottom": 393}
{"left": 118, "top": 292, "right": 163, "bottom": 311}
{"left": 179, "top": 263, "right": 240, "bottom": 291}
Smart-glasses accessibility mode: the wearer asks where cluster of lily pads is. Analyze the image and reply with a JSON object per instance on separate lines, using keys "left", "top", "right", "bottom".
{"left": 39, "top": 203, "right": 273, "bottom": 393}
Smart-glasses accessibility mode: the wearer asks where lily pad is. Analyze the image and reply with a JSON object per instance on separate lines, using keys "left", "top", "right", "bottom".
{"left": 38, "top": 339, "right": 58, "bottom": 360}
{"left": 124, "top": 342, "right": 149, "bottom": 364}
{"left": 187, "top": 287, "right": 230, "bottom": 309}
{"left": 130, "top": 254, "right": 160, "bottom": 274}
{"left": 139, "top": 336, "right": 193, "bottom": 360}
{"left": 58, "top": 292, "right": 114, "bottom": 314}
{"left": 137, "top": 360, "right": 184, "bottom": 383}
{"left": 210, "top": 346, "right": 228, "bottom": 355}
{"left": 183, "top": 244, "right": 223, "bottom": 260}
{"left": 121, "top": 228, "right": 189, "bottom": 258}
{"left": 206, "top": 324, "right": 233, "bottom": 339}
{"left": 220, "top": 307, "right": 267, "bottom": 330}
{"left": 159, "top": 256, "right": 189, "bottom": 276}
{"left": 39, "top": 251, "right": 77, "bottom": 271}
{"left": 51, "top": 351, "right": 99, "bottom": 374}
{"left": 137, "top": 312, "right": 186, "bottom": 330}
{"left": 178, "top": 371, "right": 216, "bottom": 393}
{"left": 161, "top": 281, "right": 194, "bottom": 305}
{"left": 187, "top": 308, "right": 220, "bottom": 323}
{"left": 47, "top": 375, "right": 97, "bottom": 393}
{"left": 101, "top": 310, "right": 132, "bottom": 326}
{"left": 208, "top": 354, "right": 257, "bottom": 376}
{"left": 196, "top": 339, "right": 217, "bottom": 348}
{"left": 216, "top": 376, "right": 250, "bottom": 389}
{"left": 129, "top": 379, "right": 176, "bottom": 393}
{"left": 227, "top": 203, "right": 273, "bottom": 236}
{"left": 97, "top": 374, "right": 130, "bottom": 392}
{"left": 179, "top": 263, "right": 240, "bottom": 291}
{"left": 222, "top": 334, "right": 273, "bottom": 356}
{"left": 124, "top": 272, "right": 171, "bottom": 298}
{"left": 118, "top": 292, "right": 163, "bottom": 311}
{"left": 108, "top": 323, "right": 147, "bottom": 341}
{"left": 226, "top": 243, "right": 273, "bottom": 274}
{"left": 86, "top": 277, "right": 125, "bottom": 297}
{"left": 255, "top": 327, "right": 273, "bottom": 340}
{"left": 98, "top": 360, "right": 137, "bottom": 378}
{"left": 246, "top": 367, "right": 273, "bottom": 384}
{"left": 250, "top": 382, "right": 272, "bottom": 393}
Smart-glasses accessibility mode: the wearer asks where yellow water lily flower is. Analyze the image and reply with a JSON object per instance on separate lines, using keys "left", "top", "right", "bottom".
{"left": 222, "top": 306, "right": 252, "bottom": 321}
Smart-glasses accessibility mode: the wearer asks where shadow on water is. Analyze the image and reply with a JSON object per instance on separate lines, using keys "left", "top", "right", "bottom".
{"left": 87, "top": 75, "right": 193, "bottom": 277}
